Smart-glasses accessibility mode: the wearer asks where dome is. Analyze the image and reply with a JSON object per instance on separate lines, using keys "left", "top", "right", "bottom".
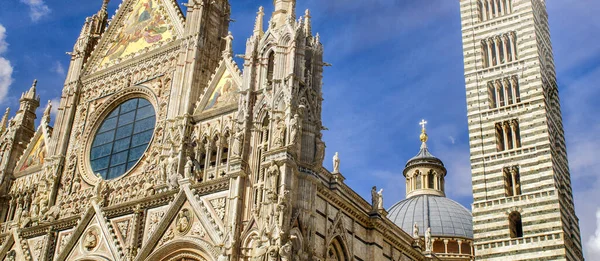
{"left": 405, "top": 142, "right": 445, "bottom": 169}
{"left": 387, "top": 194, "right": 473, "bottom": 239}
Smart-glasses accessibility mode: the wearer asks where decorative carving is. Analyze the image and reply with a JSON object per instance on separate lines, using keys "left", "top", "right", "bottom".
{"left": 176, "top": 208, "right": 192, "bottom": 235}
{"left": 279, "top": 240, "right": 292, "bottom": 261}
{"left": 289, "top": 114, "right": 300, "bottom": 144}
{"left": 147, "top": 211, "right": 165, "bottom": 237}
{"left": 210, "top": 198, "right": 226, "bottom": 221}
{"left": 191, "top": 222, "right": 206, "bottom": 237}
{"left": 167, "top": 149, "right": 181, "bottom": 189}
{"left": 83, "top": 228, "right": 99, "bottom": 251}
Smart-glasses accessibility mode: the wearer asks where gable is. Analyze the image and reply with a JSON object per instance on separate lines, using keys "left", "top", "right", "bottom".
{"left": 16, "top": 130, "right": 47, "bottom": 173}
{"left": 87, "top": 0, "right": 184, "bottom": 72}
{"left": 195, "top": 57, "right": 243, "bottom": 116}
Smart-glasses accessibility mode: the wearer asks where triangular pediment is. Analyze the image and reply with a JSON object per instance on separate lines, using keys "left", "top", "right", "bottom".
{"left": 85, "top": 0, "right": 184, "bottom": 73}
{"left": 15, "top": 127, "right": 49, "bottom": 174}
{"left": 56, "top": 206, "right": 121, "bottom": 261}
{"left": 136, "top": 186, "right": 227, "bottom": 260}
{"left": 194, "top": 56, "right": 243, "bottom": 116}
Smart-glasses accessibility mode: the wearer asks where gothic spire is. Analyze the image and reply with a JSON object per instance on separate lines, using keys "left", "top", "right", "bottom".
{"left": 253, "top": 6, "right": 265, "bottom": 37}
{"left": 0, "top": 108, "right": 9, "bottom": 133}
{"left": 42, "top": 100, "right": 52, "bottom": 124}
{"left": 21, "top": 79, "right": 38, "bottom": 100}
{"left": 304, "top": 9, "right": 312, "bottom": 36}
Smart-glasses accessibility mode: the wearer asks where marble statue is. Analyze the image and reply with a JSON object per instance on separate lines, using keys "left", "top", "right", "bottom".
{"left": 333, "top": 152, "right": 340, "bottom": 173}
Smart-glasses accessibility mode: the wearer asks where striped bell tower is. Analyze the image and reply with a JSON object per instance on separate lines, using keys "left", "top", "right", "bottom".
{"left": 458, "top": 0, "right": 584, "bottom": 260}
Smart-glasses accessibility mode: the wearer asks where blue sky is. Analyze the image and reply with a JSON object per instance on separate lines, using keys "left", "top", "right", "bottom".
{"left": 0, "top": 0, "right": 599, "bottom": 258}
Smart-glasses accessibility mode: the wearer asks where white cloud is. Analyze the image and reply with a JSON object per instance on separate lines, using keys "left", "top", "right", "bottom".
{"left": 0, "top": 25, "right": 13, "bottom": 105}
{"left": 52, "top": 61, "right": 65, "bottom": 76}
{"left": 587, "top": 210, "right": 600, "bottom": 259}
{"left": 20, "top": 0, "right": 51, "bottom": 22}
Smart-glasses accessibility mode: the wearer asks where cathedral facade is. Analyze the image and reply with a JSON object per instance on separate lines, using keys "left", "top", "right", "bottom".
{"left": 0, "top": 0, "right": 454, "bottom": 260}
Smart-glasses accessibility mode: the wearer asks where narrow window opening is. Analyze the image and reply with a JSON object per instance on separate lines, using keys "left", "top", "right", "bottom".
{"left": 509, "top": 211, "right": 524, "bottom": 238}
{"left": 267, "top": 52, "right": 275, "bottom": 83}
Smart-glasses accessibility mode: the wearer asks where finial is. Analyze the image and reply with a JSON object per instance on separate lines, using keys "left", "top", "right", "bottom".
{"left": 43, "top": 100, "right": 52, "bottom": 120}
{"left": 254, "top": 6, "right": 265, "bottom": 36}
{"left": 0, "top": 108, "right": 9, "bottom": 132}
{"left": 419, "top": 119, "right": 428, "bottom": 143}
{"left": 304, "top": 9, "right": 312, "bottom": 35}
{"left": 102, "top": 0, "right": 110, "bottom": 9}
{"left": 31, "top": 79, "right": 38, "bottom": 90}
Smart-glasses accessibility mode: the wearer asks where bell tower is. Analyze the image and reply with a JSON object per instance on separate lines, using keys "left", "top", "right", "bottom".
{"left": 459, "top": 0, "right": 583, "bottom": 260}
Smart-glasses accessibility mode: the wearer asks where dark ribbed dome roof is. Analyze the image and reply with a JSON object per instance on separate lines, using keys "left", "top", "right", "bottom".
{"left": 405, "top": 142, "right": 445, "bottom": 169}
{"left": 387, "top": 195, "right": 473, "bottom": 238}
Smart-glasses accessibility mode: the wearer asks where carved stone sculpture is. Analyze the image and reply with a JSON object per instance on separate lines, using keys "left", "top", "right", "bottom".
{"left": 333, "top": 152, "right": 340, "bottom": 173}
{"left": 377, "top": 188, "right": 384, "bottom": 210}
{"left": 232, "top": 126, "right": 244, "bottom": 156}
{"left": 267, "top": 162, "right": 280, "bottom": 194}
{"left": 289, "top": 114, "right": 300, "bottom": 144}
{"left": 413, "top": 222, "right": 419, "bottom": 238}
{"left": 425, "top": 227, "right": 432, "bottom": 251}
{"left": 274, "top": 118, "right": 286, "bottom": 147}
{"left": 184, "top": 156, "right": 194, "bottom": 179}
{"left": 371, "top": 186, "right": 379, "bottom": 212}
{"left": 176, "top": 209, "right": 192, "bottom": 234}
{"left": 94, "top": 173, "right": 106, "bottom": 199}
{"left": 279, "top": 240, "right": 292, "bottom": 261}
{"left": 83, "top": 229, "right": 98, "bottom": 251}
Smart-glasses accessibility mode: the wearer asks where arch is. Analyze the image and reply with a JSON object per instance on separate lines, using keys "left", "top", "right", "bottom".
{"left": 267, "top": 51, "right": 275, "bottom": 82}
{"left": 326, "top": 236, "right": 350, "bottom": 261}
{"left": 146, "top": 239, "right": 216, "bottom": 261}
{"left": 427, "top": 170, "right": 435, "bottom": 189}
{"left": 508, "top": 211, "right": 523, "bottom": 238}
{"left": 73, "top": 255, "right": 113, "bottom": 261}
{"left": 240, "top": 230, "right": 259, "bottom": 261}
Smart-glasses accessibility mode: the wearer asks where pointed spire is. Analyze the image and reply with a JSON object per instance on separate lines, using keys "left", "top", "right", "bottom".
{"left": 0, "top": 108, "right": 9, "bottom": 133}
{"left": 42, "top": 100, "right": 52, "bottom": 124}
{"left": 22, "top": 79, "right": 39, "bottom": 100}
{"left": 101, "top": 0, "right": 110, "bottom": 11}
{"left": 254, "top": 6, "right": 265, "bottom": 37}
{"left": 304, "top": 9, "right": 312, "bottom": 36}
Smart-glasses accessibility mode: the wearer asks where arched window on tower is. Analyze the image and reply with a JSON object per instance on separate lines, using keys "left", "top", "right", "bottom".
{"left": 509, "top": 211, "right": 523, "bottom": 238}
{"left": 267, "top": 52, "right": 275, "bottom": 83}
{"left": 503, "top": 166, "right": 521, "bottom": 197}
{"left": 416, "top": 171, "right": 422, "bottom": 189}
{"left": 427, "top": 170, "right": 435, "bottom": 189}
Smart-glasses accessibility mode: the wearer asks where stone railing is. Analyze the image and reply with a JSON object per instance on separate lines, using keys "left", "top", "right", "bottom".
{"left": 473, "top": 190, "right": 555, "bottom": 209}
{"left": 475, "top": 232, "right": 562, "bottom": 251}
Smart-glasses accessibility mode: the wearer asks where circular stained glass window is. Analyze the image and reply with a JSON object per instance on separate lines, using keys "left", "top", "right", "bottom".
{"left": 90, "top": 98, "right": 156, "bottom": 180}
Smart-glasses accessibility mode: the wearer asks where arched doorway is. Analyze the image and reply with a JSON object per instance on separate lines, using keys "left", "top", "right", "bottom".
{"left": 146, "top": 239, "right": 215, "bottom": 261}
